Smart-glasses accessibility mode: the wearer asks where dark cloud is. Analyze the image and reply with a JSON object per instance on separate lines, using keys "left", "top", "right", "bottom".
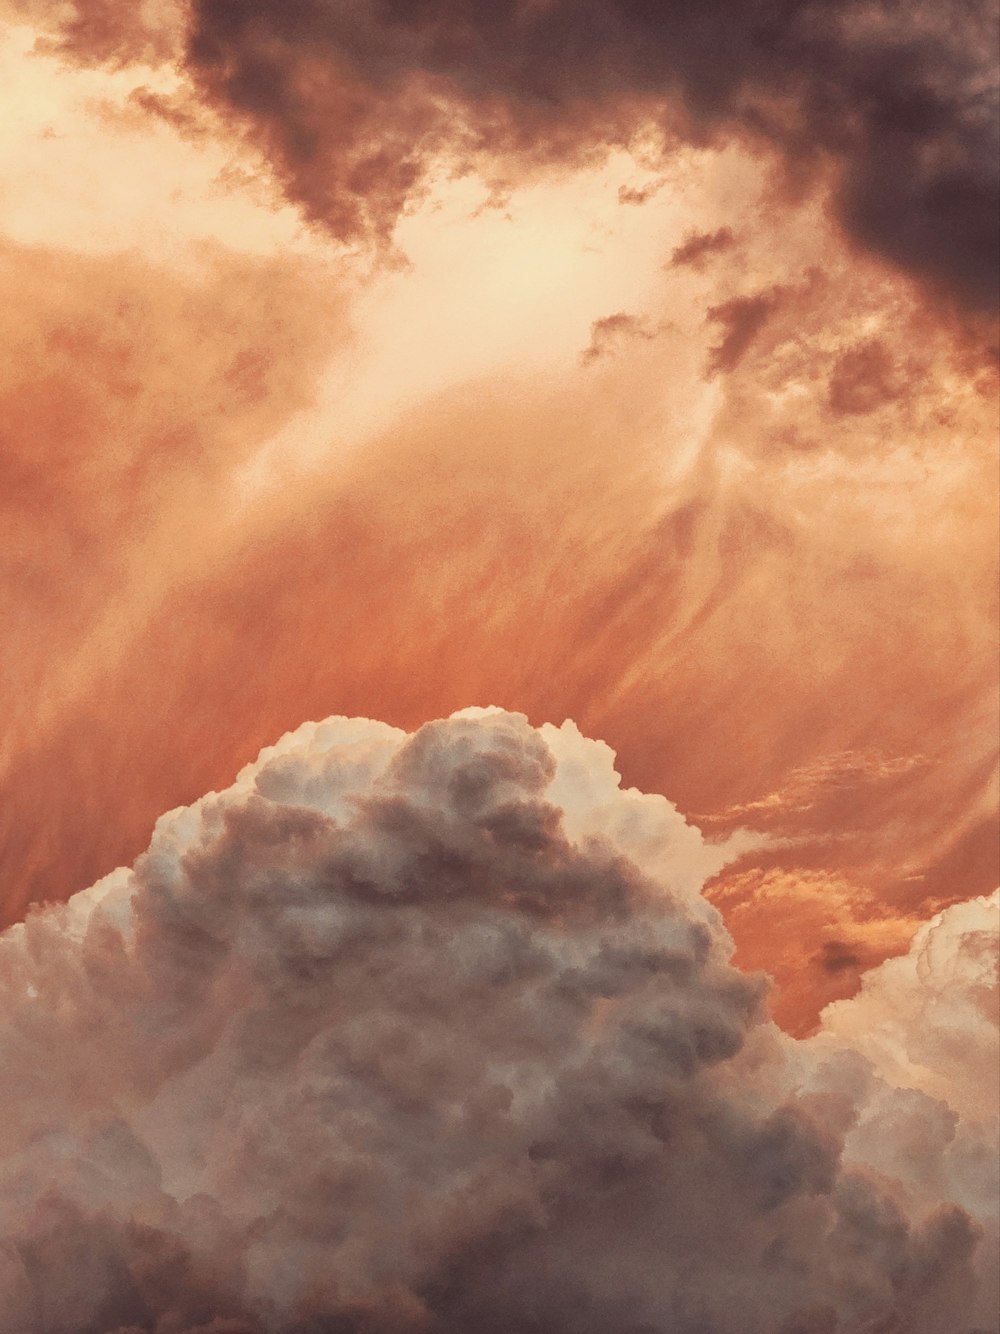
{"left": 705, "top": 288, "right": 784, "bottom": 375}
{"left": 0, "top": 711, "right": 995, "bottom": 1332}
{"left": 19, "top": 0, "right": 999, "bottom": 305}
{"left": 817, "top": 940, "right": 863, "bottom": 975}
{"left": 670, "top": 227, "right": 737, "bottom": 269}
{"left": 827, "top": 338, "right": 904, "bottom": 415}
{"left": 580, "top": 311, "right": 658, "bottom": 364}
{"left": 134, "top": 0, "right": 999, "bottom": 309}
{"left": 618, "top": 178, "right": 667, "bottom": 206}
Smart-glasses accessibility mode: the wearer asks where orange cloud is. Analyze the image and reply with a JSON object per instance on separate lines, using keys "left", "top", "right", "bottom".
{"left": 0, "top": 236, "right": 350, "bottom": 918}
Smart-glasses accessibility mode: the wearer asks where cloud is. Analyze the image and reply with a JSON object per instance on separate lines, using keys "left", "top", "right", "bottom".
{"left": 816, "top": 889, "right": 1000, "bottom": 1126}
{"left": 0, "top": 710, "right": 995, "bottom": 1331}
{"left": 827, "top": 338, "right": 905, "bottom": 416}
{"left": 580, "top": 311, "right": 659, "bottom": 364}
{"left": 705, "top": 287, "right": 785, "bottom": 375}
{"left": 9, "top": 0, "right": 185, "bottom": 66}
{"left": 811, "top": 890, "right": 1000, "bottom": 1308}
{"left": 670, "top": 227, "right": 736, "bottom": 270}
{"left": 26, "top": 0, "right": 998, "bottom": 309}
{"left": 707, "top": 867, "right": 928, "bottom": 1036}
{"left": 618, "top": 177, "right": 667, "bottom": 206}
{"left": 0, "top": 234, "right": 349, "bottom": 925}
{"left": 0, "top": 239, "right": 338, "bottom": 553}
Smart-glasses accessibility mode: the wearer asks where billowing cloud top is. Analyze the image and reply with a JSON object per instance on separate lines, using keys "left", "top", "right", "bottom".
{"left": 0, "top": 710, "right": 995, "bottom": 1332}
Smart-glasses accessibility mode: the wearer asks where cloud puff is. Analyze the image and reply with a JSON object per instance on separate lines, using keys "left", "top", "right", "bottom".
{"left": 817, "top": 890, "right": 1000, "bottom": 1127}
{"left": 580, "top": 311, "right": 659, "bottom": 365}
{"left": 810, "top": 892, "right": 1000, "bottom": 1317}
{"left": 669, "top": 227, "right": 737, "bottom": 270}
{"left": 0, "top": 709, "right": 995, "bottom": 1332}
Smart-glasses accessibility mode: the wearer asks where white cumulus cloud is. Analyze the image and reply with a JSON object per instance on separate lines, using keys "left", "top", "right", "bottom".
{"left": 0, "top": 709, "right": 995, "bottom": 1333}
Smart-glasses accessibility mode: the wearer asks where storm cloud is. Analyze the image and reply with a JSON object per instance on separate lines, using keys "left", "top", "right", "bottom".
{"left": 30, "top": 0, "right": 997, "bottom": 309}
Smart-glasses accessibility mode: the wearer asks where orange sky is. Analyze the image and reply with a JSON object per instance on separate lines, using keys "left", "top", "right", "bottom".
{"left": 1, "top": 5, "right": 997, "bottom": 1035}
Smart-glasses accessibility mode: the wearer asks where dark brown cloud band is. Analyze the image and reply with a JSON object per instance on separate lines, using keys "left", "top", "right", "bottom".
{"left": 167, "top": 0, "right": 1000, "bottom": 310}
{"left": 20, "top": 0, "right": 1000, "bottom": 307}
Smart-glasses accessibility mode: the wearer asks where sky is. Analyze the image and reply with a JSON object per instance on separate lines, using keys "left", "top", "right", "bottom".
{"left": 0, "top": 1, "right": 997, "bottom": 1330}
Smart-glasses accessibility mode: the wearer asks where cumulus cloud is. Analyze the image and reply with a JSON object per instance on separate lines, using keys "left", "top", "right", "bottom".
{"left": 0, "top": 709, "right": 995, "bottom": 1332}
{"left": 810, "top": 891, "right": 1000, "bottom": 1310}
{"left": 817, "top": 890, "right": 1000, "bottom": 1126}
